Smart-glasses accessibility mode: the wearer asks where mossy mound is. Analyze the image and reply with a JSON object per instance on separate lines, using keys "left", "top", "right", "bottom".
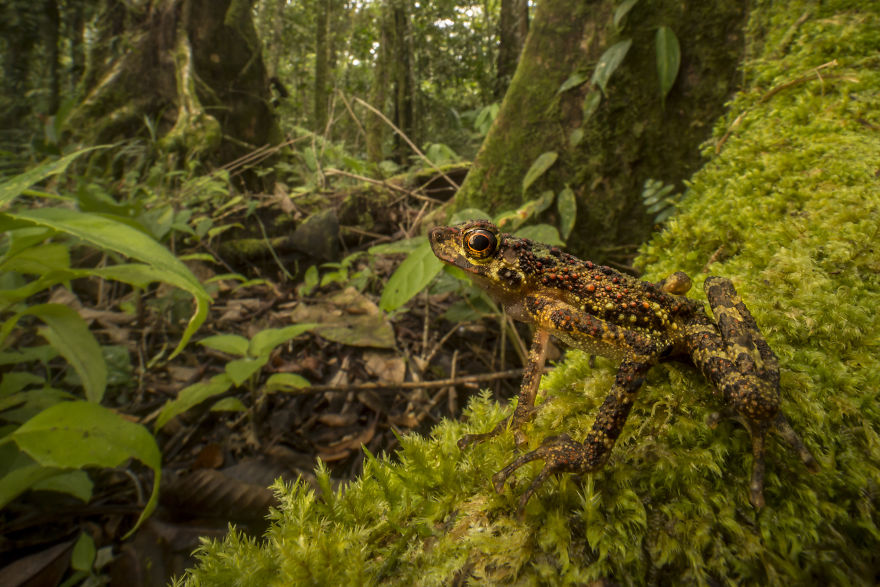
{"left": 179, "top": 3, "right": 880, "bottom": 585}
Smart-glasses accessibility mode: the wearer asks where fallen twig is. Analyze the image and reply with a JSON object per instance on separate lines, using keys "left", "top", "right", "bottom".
{"left": 287, "top": 368, "right": 536, "bottom": 395}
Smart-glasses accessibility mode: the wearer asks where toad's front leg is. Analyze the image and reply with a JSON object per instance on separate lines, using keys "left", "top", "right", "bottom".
{"left": 493, "top": 357, "right": 653, "bottom": 514}
{"left": 458, "top": 328, "right": 549, "bottom": 449}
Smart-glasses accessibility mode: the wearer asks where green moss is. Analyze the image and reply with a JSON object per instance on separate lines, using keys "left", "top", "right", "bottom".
{"left": 180, "top": 3, "right": 880, "bottom": 584}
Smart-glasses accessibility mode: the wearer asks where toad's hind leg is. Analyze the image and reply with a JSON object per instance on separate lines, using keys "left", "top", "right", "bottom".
{"left": 694, "top": 277, "right": 816, "bottom": 507}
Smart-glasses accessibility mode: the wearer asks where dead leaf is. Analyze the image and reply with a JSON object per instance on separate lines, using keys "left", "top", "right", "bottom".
{"left": 388, "top": 413, "right": 420, "bottom": 428}
{"left": 289, "top": 287, "right": 395, "bottom": 349}
{"left": 363, "top": 351, "right": 406, "bottom": 385}
{"left": 193, "top": 443, "right": 224, "bottom": 469}
{"left": 0, "top": 539, "right": 74, "bottom": 587}
{"left": 318, "top": 413, "right": 359, "bottom": 427}
{"left": 316, "top": 418, "right": 376, "bottom": 461}
{"left": 161, "top": 469, "right": 278, "bottom": 522}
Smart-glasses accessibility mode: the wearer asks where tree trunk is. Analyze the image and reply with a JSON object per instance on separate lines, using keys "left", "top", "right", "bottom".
{"left": 68, "top": 0, "right": 87, "bottom": 94}
{"left": 0, "top": 1, "right": 40, "bottom": 126}
{"left": 66, "top": 0, "right": 279, "bottom": 177}
{"left": 314, "top": 0, "right": 330, "bottom": 132}
{"left": 366, "top": 3, "right": 391, "bottom": 164}
{"left": 390, "top": 0, "right": 415, "bottom": 163}
{"left": 42, "top": 0, "right": 61, "bottom": 115}
{"left": 456, "top": 0, "right": 748, "bottom": 262}
{"left": 496, "top": 0, "right": 528, "bottom": 99}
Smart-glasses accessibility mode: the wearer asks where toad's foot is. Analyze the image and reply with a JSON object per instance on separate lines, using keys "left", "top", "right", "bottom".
{"left": 492, "top": 434, "right": 592, "bottom": 516}
{"left": 458, "top": 403, "right": 538, "bottom": 450}
{"left": 708, "top": 409, "right": 818, "bottom": 508}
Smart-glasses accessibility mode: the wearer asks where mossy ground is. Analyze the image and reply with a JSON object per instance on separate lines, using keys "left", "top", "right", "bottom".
{"left": 179, "top": 3, "right": 880, "bottom": 585}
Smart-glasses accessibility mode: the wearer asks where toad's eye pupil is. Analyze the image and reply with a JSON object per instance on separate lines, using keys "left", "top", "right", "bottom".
{"left": 465, "top": 229, "right": 497, "bottom": 259}
{"left": 470, "top": 233, "right": 491, "bottom": 251}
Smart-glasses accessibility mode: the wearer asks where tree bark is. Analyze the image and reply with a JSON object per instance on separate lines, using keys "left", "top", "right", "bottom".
{"left": 66, "top": 0, "right": 279, "bottom": 176}
{"left": 496, "top": 0, "right": 528, "bottom": 99}
{"left": 390, "top": 0, "right": 415, "bottom": 163}
{"left": 366, "top": 3, "right": 392, "bottom": 164}
{"left": 42, "top": 0, "right": 61, "bottom": 115}
{"left": 456, "top": 0, "right": 748, "bottom": 262}
{"left": 314, "top": 0, "right": 330, "bottom": 132}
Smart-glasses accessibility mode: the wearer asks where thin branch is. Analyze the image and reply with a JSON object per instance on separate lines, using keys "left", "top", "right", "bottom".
{"left": 286, "top": 368, "right": 534, "bottom": 395}
{"left": 353, "top": 96, "right": 461, "bottom": 191}
{"left": 324, "top": 168, "right": 445, "bottom": 203}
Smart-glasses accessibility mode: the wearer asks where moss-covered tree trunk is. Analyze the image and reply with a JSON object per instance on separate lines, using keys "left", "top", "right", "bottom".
{"left": 495, "top": 0, "right": 528, "bottom": 99}
{"left": 456, "top": 0, "right": 747, "bottom": 261}
{"left": 66, "top": 0, "right": 280, "bottom": 172}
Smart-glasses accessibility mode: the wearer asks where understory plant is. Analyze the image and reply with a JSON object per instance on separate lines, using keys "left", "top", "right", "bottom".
{"left": 0, "top": 149, "right": 211, "bottom": 538}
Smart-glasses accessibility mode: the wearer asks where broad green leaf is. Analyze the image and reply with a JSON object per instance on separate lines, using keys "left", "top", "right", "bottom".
{"left": 0, "top": 454, "right": 66, "bottom": 509}
{"left": 514, "top": 224, "right": 564, "bottom": 246}
{"left": 614, "top": 0, "right": 639, "bottom": 30}
{"left": 557, "top": 186, "right": 577, "bottom": 240}
{"left": 92, "top": 263, "right": 184, "bottom": 289}
{"left": 0, "top": 464, "right": 70, "bottom": 508}
{"left": 0, "top": 345, "right": 57, "bottom": 366}
{"left": 0, "top": 372, "right": 45, "bottom": 397}
{"left": 522, "top": 152, "right": 558, "bottom": 193}
{"left": 155, "top": 373, "right": 233, "bottom": 431}
{"left": 591, "top": 39, "right": 632, "bottom": 94}
{"left": 249, "top": 324, "right": 317, "bottom": 359}
{"left": 582, "top": 90, "right": 602, "bottom": 122}
{"left": 656, "top": 26, "right": 681, "bottom": 100}
{"left": 0, "top": 147, "right": 103, "bottom": 206}
{"left": 2, "top": 227, "right": 54, "bottom": 261}
{"left": 265, "top": 373, "right": 311, "bottom": 393}
{"left": 199, "top": 334, "right": 250, "bottom": 357}
{"left": 210, "top": 397, "right": 247, "bottom": 412}
{"left": 0, "top": 387, "right": 74, "bottom": 425}
{"left": 225, "top": 356, "right": 269, "bottom": 386}
{"left": 302, "top": 265, "right": 319, "bottom": 293}
{"left": 496, "top": 191, "right": 556, "bottom": 231}
{"left": 0, "top": 273, "right": 70, "bottom": 308}
{"left": 0, "top": 243, "right": 70, "bottom": 275}
{"left": 71, "top": 531, "right": 96, "bottom": 572}
{"left": 379, "top": 239, "right": 443, "bottom": 312}
{"left": 368, "top": 237, "right": 425, "bottom": 256}
{"left": 27, "top": 304, "right": 106, "bottom": 403}
{"left": 33, "top": 469, "right": 93, "bottom": 503}
{"left": 10, "top": 401, "right": 161, "bottom": 538}
{"left": 557, "top": 71, "right": 589, "bottom": 94}
{"left": 4, "top": 208, "right": 210, "bottom": 359}
{"left": 569, "top": 128, "right": 584, "bottom": 147}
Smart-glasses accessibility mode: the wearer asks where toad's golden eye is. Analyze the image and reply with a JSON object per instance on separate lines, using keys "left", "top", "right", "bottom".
{"left": 464, "top": 228, "right": 497, "bottom": 259}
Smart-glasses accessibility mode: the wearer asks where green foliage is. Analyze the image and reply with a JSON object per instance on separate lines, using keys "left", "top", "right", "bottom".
{"left": 557, "top": 186, "right": 577, "bottom": 240}
{"left": 591, "top": 39, "right": 633, "bottom": 95}
{"left": 155, "top": 324, "right": 317, "bottom": 430}
{"left": 613, "top": 0, "right": 640, "bottom": 30}
{"left": 378, "top": 239, "right": 444, "bottom": 312}
{"left": 521, "top": 151, "right": 559, "bottom": 194}
{"left": 655, "top": 26, "right": 681, "bottom": 101}
{"left": 182, "top": 3, "right": 880, "bottom": 584}
{"left": 6, "top": 401, "right": 162, "bottom": 539}
{"left": 640, "top": 178, "right": 680, "bottom": 224}
{"left": 0, "top": 153, "right": 212, "bottom": 534}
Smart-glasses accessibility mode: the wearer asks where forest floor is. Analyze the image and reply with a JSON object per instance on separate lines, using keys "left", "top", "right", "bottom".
{"left": 1, "top": 166, "right": 552, "bottom": 585}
